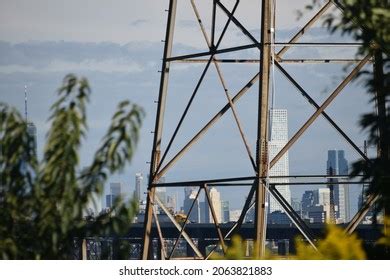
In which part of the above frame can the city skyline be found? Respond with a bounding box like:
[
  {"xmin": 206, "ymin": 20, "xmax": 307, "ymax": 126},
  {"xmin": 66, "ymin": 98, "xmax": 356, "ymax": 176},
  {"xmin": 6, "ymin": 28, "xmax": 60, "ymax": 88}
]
[{"xmin": 0, "ymin": 0, "xmax": 373, "ymax": 220}]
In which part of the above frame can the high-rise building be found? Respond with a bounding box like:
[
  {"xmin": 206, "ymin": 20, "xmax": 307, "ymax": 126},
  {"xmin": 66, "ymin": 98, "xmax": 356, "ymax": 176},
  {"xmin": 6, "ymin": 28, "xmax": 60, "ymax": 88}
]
[
  {"xmin": 300, "ymin": 188, "xmax": 332, "ymax": 223},
  {"xmin": 268, "ymin": 109, "xmax": 291, "ymax": 214},
  {"xmin": 301, "ymin": 190, "xmax": 316, "ymax": 219},
  {"xmin": 229, "ymin": 209, "xmax": 242, "ymax": 222},
  {"xmin": 221, "ymin": 201, "xmax": 230, "ymax": 223},
  {"xmin": 27, "ymin": 122, "xmax": 37, "ymax": 158},
  {"xmin": 154, "ymin": 176, "xmax": 167, "ymax": 205},
  {"xmin": 20, "ymin": 122, "xmax": 37, "ymax": 176},
  {"xmin": 134, "ymin": 173, "xmax": 143, "ymax": 202},
  {"xmin": 291, "ymin": 198, "xmax": 301, "ymax": 213},
  {"xmin": 199, "ymin": 201, "xmax": 206, "ymax": 223},
  {"xmin": 317, "ymin": 188, "xmax": 330, "ymax": 206},
  {"xmin": 183, "ymin": 187, "xmax": 200, "ymax": 223},
  {"xmin": 327, "ymin": 150, "xmax": 350, "ymax": 223},
  {"xmin": 105, "ymin": 182, "xmax": 122, "ymax": 209},
  {"xmin": 204, "ymin": 187, "xmax": 222, "ymax": 224},
  {"xmin": 166, "ymin": 195, "xmax": 176, "ymax": 214},
  {"xmin": 307, "ymin": 205, "xmax": 328, "ymax": 223}
]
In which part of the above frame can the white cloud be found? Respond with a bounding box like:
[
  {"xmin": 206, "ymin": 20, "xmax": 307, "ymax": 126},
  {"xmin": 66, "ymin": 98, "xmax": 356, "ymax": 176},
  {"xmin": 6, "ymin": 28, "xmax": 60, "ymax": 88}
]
[
  {"xmin": 0, "ymin": 59, "xmax": 144, "ymax": 74},
  {"xmin": 0, "ymin": 0, "xmax": 319, "ymax": 44}
]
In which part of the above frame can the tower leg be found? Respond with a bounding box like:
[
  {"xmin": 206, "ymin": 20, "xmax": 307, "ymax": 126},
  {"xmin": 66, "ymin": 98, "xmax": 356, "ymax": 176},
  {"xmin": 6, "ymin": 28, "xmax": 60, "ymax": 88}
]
[{"xmin": 141, "ymin": 0, "xmax": 177, "ymax": 260}]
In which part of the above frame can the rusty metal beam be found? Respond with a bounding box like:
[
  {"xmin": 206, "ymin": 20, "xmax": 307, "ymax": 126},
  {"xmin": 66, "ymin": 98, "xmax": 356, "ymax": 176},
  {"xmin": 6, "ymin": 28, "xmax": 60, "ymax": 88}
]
[
  {"xmin": 154, "ymin": 195, "xmax": 204, "ymax": 259},
  {"xmin": 276, "ymin": 1, "xmax": 333, "ymax": 58},
  {"xmin": 177, "ymin": 58, "xmax": 367, "ymax": 64},
  {"xmin": 156, "ymin": 72, "xmax": 259, "ymax": 179},
  {"xmin": 142, "ymin": 0, "xmax": 177, "ymax": 260},
  {"xmin": 153, "ymin": 174, "xmax": 361, "ymax": 187},
  {"xmin": 191, "ymin": 0, "xmax": 256, "ymax": 171},
  {"xmin": 268, "ymin": 185, "xmax": 317, "ymax": 249},
  {"xmin": 167, "ymin": 43, "xmax": 258, "ymax": 62},
  {"xmin": 217, "ymin": 1, "xmax": 261, "ymax": 47},
  {"xmin": 345, "ymin": 193, "xmax": 379, "ymax": 234},
  {"xmin": 254, "ymin": 0, "xmax": 272, "ymax": 259},
  {"xmin": 168, "ymin": 187, "xmax": 202, "ymax": 259},
  {"xmin": 270, "ymin": 54, "xmax": 372, "ymax": 169},
  {"xmin": 156, "ymin": 0, "xmax": 241, "ymax": 176},
  {"xmin": 203, "ymin": 184, "xmax": 227, "ymax": 253},
  {"xmin": 152, "ymin": 204, "xmax": 167, "ymax": 260},
  {"xmin": 227, "ymin": 182, "xmax": 257, "ymax": 237},
  {"xmin": 275, "ymin": 61, "xmax": 370, "ymax": 163}
]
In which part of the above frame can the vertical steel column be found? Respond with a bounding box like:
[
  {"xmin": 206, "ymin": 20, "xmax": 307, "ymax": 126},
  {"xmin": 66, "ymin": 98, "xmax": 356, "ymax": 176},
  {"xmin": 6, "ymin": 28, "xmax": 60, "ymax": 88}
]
[
  {"xmin": 254, "ymin": 0, "xmax": 271, "ymax": 258},
  {"xmin": 142, "ymin": 0, "xmax": 177, "ymax": 260}
]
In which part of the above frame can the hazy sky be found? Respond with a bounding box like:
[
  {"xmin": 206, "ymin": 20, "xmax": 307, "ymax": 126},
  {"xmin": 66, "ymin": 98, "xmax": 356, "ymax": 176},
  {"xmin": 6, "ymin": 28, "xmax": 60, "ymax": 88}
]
[{"xmin": 0, "ymin": 0, "xmax": 373, "ymax": 214}]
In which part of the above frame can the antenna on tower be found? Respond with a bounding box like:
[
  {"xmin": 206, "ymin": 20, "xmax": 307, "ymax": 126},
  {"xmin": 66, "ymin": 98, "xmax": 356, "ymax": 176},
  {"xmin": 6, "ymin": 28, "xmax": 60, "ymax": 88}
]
[{"xmin": 24, "ymin": 85, "xmax": 28, "ymax": 123}]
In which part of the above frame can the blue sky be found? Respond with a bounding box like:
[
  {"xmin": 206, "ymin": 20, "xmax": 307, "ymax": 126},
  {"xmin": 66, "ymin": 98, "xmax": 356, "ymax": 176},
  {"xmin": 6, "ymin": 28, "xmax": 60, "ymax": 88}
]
[{"xmin": 0, "ymin": 0, "xmax": 374, "ymax": 214}]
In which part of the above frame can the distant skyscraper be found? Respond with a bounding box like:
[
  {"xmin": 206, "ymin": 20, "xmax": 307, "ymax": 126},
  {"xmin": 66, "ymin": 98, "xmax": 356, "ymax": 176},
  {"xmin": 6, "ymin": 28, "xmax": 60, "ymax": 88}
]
[
  {"xmin": 205, "ymin": 187, "xmax": 222, "ymax": 224},
  {"xmin": 105, "ymin": 182, "xmax": 122, "ymax": 209},
  {"xmin": 317, "ymin": 188, "xmax": 330, "ymax": 206},
  {"xmin": 20, "ymin": 122, "xmax": 37, "ymax": 175},
  {"xmin": 154, "ymin": 176, "xmax": 167, "ymax": 205},
  {"xmin": 221, "ymin": 201, "xmax": 230, "ymax": 223},
  {"xmin": 327, "ymin": 150, "xmax": 350, "ymax": 223},
  {"xmin": 291, "ymin": 198, "xmax": 301, "ymax": 212},
  {"xmin": 183, "ymin": 187, "xmax": 200, "ymax": 223},
  {"xmin": 27, "ymin": 122, "xmax": 37, "ymax": 158},
  {"xmin": 135, "ymin": 173, "xmax": 143, "ymax": 202},
  {"xmin": 229, "ymin": 209, "xmax": 242, "ymax": 222},
  {"xmin": 24, "ymin": 86, "xmax": 37, "ymax": 159},
  {"xmin": 268, "ymin": 109, "xmax": 291, "ymax": 213},
  {"xmin": 200, "ymin": 201, "xmax": 206, "ymax": 223},
  {"xmin": 301, "ymin": 190, "xmax": 315, "ymax": 219},
  {"xmin": 166, "ymin": 195, "xmax": 176, "ymax": 214}
]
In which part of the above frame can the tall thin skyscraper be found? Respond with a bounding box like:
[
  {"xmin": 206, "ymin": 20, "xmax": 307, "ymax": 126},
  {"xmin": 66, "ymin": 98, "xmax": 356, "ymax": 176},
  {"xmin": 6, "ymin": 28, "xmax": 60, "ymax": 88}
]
[
  {"xmin": 268, "ymin": 109, "xmax": 291, "ymax": 213},
  {"xmin": 327, "ymin": 150, "xmax": 350, "ymax": 223},
  {"xmin": 24, "ymin": 86, "xmax": 37, "ymax": 159},
  {"xmin": 183, "ymin": 187, "xmax": 200, "ymax": 223},
  {"xmin": 26, "ymin": 123, "xmax": 37, "ymax": 156},
  {"xmin": 105, "ymin": 182, "xmax": 122, "ymax": 209},
  {"xmin": 221, "ymin": 201, "xmax": 230, "ymax": 223},
  {"xmin": 205, "ymin": 187, "xmax": 222, "ymax": 224},
  {"xmin": 135, "ymin": 173, "xmax": 143, "ymax": 202},
  {"xmin": 155, "ymin": 176, "xmax": 167, "ymax": 205}
]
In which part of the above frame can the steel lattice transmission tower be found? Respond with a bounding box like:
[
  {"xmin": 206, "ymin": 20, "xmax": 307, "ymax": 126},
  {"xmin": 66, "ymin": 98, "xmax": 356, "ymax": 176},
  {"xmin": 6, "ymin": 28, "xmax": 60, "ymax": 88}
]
[{"xmin": 141, "ymin": 0, "xmax": 383, "ymax": 260}]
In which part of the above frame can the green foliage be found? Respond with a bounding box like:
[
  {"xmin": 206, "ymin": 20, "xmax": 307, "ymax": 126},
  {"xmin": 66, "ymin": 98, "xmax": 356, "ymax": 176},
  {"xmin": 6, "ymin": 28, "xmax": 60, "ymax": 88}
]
[
  {"xmin": 377, "ymin": 217, "xmax": 390, "ymax": 246},
  {"xmin": 212, "ymin": 226, "xmax": 366, "ymax": 260},
  {"xmin": 211, "ymin": 236, "xmax": 253, "ymax": 260},
  {"xmin": 0, "ymin": 74, "xmax": 144, "ymax": 259},
  {"xmin": 304, "ymin": 0, "xmax": 389, "ymax": 55},
  {"xmin": 294, "ymin": 225, "xmax": 366, "ymax": 260},
  {"xmin": 210, "ymin": 235, "xmax": 273, "ymax": 260}
]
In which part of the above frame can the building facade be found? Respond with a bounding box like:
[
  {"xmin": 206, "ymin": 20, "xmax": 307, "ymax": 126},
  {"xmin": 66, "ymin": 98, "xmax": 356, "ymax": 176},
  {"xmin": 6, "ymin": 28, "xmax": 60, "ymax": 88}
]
[
  {"xmin": 268, "ymin": 109, "xmax": 291, "ymax": 214},
  {"xmin": 221, "ymin": 200, "xmax": 230, "ymax": 223},
  {"xmin": 105, "ymin": 182, "xmax": 122, "ymax": 209},
  {"xmin": 183, "ymin": 187, "xmax": 200, "ymax": 223},
  {"xmin": 327, "ymin": 150, "xmax": 350, "ymax": 223},
  {"xmin": 134, "ymin": 173, "xmax": 143, "ymax": 202},
  {"xmin": 204, "ymin": 187, "xmax": 222, "ymax": 224}
]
